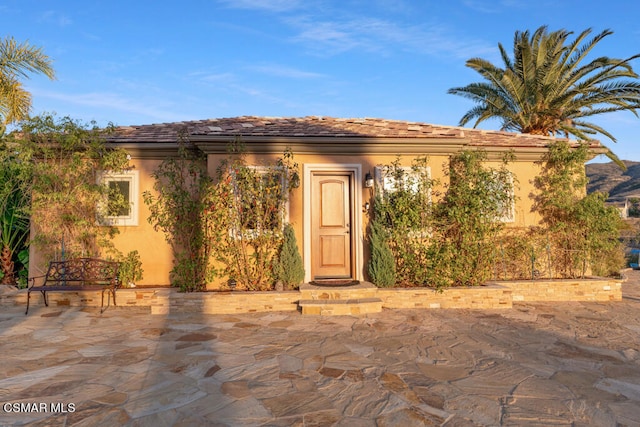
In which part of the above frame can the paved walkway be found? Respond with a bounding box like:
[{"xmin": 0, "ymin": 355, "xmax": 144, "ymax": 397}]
[{"xmin": 1, "ymin": 271, "xmax": 640, "ymax": 426}]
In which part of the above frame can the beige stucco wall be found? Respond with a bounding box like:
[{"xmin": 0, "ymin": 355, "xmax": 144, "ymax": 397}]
[
  {"xmin": 200, "ymin": 150, "xmax": 546, "ymax": 288},
  {"xmin": 29, "ymin": 148, "xmax": 548, "ymax": 289},
  {"xmin": 108, "ymin": 159, "xmax": 174, "ymax": 286},
  {"xmin": 27, "ymin": 158, "xmax": 174, "ymax": 285},
  {"xmin": 483, "ymin": 158, "xmax": 543, "ymax": 229}
]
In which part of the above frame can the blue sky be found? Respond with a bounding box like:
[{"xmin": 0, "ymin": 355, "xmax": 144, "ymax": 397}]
[{"xmin": 3, "ymin": 0, "xmax": 640, "ymax": 161}]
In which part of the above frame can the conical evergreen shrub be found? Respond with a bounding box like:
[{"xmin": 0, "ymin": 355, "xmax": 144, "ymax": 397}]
[
  {"xmin": 368, "ymin": 212, "xmax": 396, "ymax": 287},
  {"xmin": 273, "ymin": 223, "xmax": 305, "ymax": 289}
]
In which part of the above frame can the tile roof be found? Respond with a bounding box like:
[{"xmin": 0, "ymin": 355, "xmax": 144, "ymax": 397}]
[{"xmin": 108, "ymin": 116, "xmax": 602, "ymax": 149}]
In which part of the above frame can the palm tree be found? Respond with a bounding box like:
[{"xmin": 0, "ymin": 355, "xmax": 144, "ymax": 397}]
[
  {"xmin": 0, "ymin": 144, "xmax": 31, "ymax": 285},
  {"xmin": 0, "ymin": 36, "xmax": 55, "ymax": 130},
  {"xmin": 448, "ymin": 26, "xmax": 640, "ymax": 167}
]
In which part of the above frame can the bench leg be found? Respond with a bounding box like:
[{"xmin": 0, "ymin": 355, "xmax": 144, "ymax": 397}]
[
  {"xmin": 25, "ymin": 290, "xmax": 49, "ymax": 315},
  {"xmin": 100, "ymin": 288, "xmax": 111, "ymax": 313},
  {"xmin": 99, "ymin": 288, "xmax": 117, "ymax": 314}
]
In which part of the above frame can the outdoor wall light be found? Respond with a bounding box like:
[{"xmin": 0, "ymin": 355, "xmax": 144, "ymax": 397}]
[
  {"xmin": 364, "ymin": 171, "xmax": 374, "ymax": 188},
  {"xmin": 228, "ymin": 278, "xmax": 237, "ymax": 291}
]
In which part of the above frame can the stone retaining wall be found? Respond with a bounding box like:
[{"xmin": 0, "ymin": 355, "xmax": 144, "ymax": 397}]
[
  {"xmin": 494, "ymin": 277, "xmax": 622, "ymax": 302},
  {"xmin": 377, "ymin": 285, "xmax": 513, "ymax": 309},
  {"xmin": 1, "ymin": 277, "xmax": 622, "ymax": 314},
  {"xmin": 149, "ymin": 290, "xmax": 300, "ymax": 315},
  {"xmin": 1, "ymin": 288, "xmax": 301, "ymax": 315}
]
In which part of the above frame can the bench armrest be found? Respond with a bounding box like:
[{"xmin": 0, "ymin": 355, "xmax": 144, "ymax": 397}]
[{"xmin": 27, "ymin": 275, "xmax": 47, "ymax": 289}]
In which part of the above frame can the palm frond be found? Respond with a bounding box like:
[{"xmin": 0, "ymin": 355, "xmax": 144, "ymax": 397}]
[
  {"xmin": 449, "ymin": 26, "xmax": 640, "ymax": 167},
  {"xmin": 0, "ymin": 78, "xmax": 31, "ymax": 124},
  {"xmin": 0, "ymin": 37, "xmax": 54, "ymax": 125},
  {"xmin": 0, "ymin": 37, "xmax": 55, "ymax": 80}
]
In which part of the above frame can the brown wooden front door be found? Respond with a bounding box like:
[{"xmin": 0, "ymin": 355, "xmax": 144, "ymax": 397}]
[{"xmin": 311, "ymin": 173, "xmax": 353, "ymax": 279}]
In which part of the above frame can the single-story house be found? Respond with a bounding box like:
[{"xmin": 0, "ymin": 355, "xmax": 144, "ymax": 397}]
[{"xmin": 29, "ymin": 116, "xmax": 605, "ymax": 288}]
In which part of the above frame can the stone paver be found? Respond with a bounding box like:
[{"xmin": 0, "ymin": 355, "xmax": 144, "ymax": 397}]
[{"xmin": 1, "ymin": 270, "xmax": 640, "ymax": 426}]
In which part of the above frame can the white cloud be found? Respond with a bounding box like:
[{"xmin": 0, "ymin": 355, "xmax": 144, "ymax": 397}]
[
  {"xmin": 215, "ymin": 1, "xmax": 495, "ymax": 60},
  {"xmin": 247, "ymin": 64, "xmax": 326, "ymax": 79},
  {"xmin": 217, "ymin": 0, "xmax": 302, "ymax": 12},
  {"xmin": 462, "ymin": 0, "xmax": 501, "ymax": 13},
  {"xmin": 291, "ymin": 19, "xmax": 362, "ymax": 54},
  {"xmin": 462, "ymin": 0, "xmax": 527, "ymax": 13},
  {"xmin": 198, "ymin": 72, "xmax": 236, "ymax": 83},
  {"xmin": 370, "ymin": 0, "xmax": 414, "ymax": 14},
  {"xmin": 35, "ymin": 89, "xmax": 189, "ymax": 123},
  {"xmin": 286, "ymin": 16, "xmax": 495, "ymax": 59},
  {"xmin": 39, "ymin": 10, "xmax": 72, "ymax": 27}
]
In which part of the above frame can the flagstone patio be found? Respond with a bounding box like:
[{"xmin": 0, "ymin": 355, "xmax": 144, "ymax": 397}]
[{"xmin": 0, "ymin": 270, "xmax": 639, "ymax": 426}]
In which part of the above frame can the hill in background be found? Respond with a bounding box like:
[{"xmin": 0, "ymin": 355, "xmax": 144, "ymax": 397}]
[{"xmin": 586, "ymin": 161, "xmax": 640, "ymax": 201}]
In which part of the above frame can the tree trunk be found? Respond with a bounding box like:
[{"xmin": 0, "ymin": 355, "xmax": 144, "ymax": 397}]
[{"xmin": 0, "ymin": 245, "xmax": 15, "ymax": 285}]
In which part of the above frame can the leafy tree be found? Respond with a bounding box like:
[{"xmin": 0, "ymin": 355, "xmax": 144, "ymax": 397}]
[
  {"xmin": 574, "ymin": 192, "xmax": 624, "ymax": 276},
  {"xmin": 429, "ymin": 151, "xmax": 515, "ymax": 287},
  {"xmin": 143, "ymin": 136, "xmax": 215, "ymax": 292},
  {"xmin": 210, "ymin": 142, "xmax": 299, "ymax": 290},
  {"xmin": 12, "ymin": 114, "xmax": 130, "ymax": 263},
  {"xmin": 373, "ymin": 156, "xmax": 434, "ymax": 285},
  {"xmin": 372, "ymin": 152, "xmax": 514, "ymax": 288},
  {"xmin": 532, "ymin": 140, "xmax": 588, "ymax": 231},
  {"xmin": 449, "ymin": 26, "xmax": 640, "ymax": 167},
  {"xmin": 532, "ymin": 140, "xmax": 624, "ymax": 277},
  {"xmin": 0, "ymin": 37, "xmax": 55, "ymax": 130},
  {"xmin": 144, "ymin": 137, "xmax": 300, "ymax": 292}
]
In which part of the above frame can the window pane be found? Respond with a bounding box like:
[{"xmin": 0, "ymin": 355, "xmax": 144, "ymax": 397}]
[
  {"xmin": 108, "ymin": 180, "xmax": 131, "ymax": 216},
  {"xmin": 376, "ymin": 166, "xmax": 427, "ymax": 195}
]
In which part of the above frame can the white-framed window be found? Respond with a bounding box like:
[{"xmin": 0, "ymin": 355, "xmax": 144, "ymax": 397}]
[
  {"xmin": 229, "ymin": 166, "xmax": 289, "ymax": 239},
  {"xmin": 374, "ymin": 165, "xmax": 431, "ymax": 199},
  {"xmin": 374, "ymin": 165, "xmax": 432, "ymax": 237},
  {"xmin": 98, "ymin": 170, "xmax": 139, "ymax": 226},
  {"xmin": 491, "ymin": 172, "xmax": 515, "ymax": 223}
]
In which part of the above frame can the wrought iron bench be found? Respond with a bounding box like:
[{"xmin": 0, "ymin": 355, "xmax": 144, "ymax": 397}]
[{"xmin": 26, "ymin": 258, "xmax": 120, "ymax": 314}]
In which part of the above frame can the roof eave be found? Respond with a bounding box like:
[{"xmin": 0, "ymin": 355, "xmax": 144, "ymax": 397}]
[
  {"xmin": 190, "ymin": 135, "xmax": 469, "ymax": 155},
  {"xmin": 104, "ymin": 142, "xmax": 180, "ymax": 159},
  {"xmin": 105, "ymin": 134, "xmax": 607, "ymax": 162}
]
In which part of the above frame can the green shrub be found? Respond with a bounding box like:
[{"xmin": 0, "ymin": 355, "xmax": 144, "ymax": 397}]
[
  {"xmin": 9, "ymin": 114, "xmax": 130, "ymax": 262},
  {"xmin": 368, "ymin": 204, "xmax": 396, "ymax": 287},
  {"xmin": 430, "ymin": 150, "xmax": 514, "ymax": 287},
  {"xmin": 273, "ymin": 223, "xmax": 305, "ymax": 289},
  {"xmin": 143, "ymin": 137, "xmax": 214, "ymax": 292},
  {"xmin": 532, "ymin": 141, "xmax": 625, "ymax": 278},
  {"xmin": 374, "ymin": 151, "xmax": 514, "ymax": 289},
  {"xmin": 209, "ymin": 143, "xmax": 300, "ymax": 290},
  {"xmin": 574, "ymin": 192, "xmax": 625, "ymax": 277},
  {"xmin": 373, "ymin": 156, "xmax": 434, "ymax": 286},
  {"xmin": 118, "ymin": 250, "xmax": 144, "ymax": 287}
]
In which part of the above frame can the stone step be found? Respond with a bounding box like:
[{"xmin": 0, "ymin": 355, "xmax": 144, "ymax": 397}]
[
  {"xmin": 299, "ymin": 281, "xmax": 378, "ymax": 301},
  {"xmin": 298, "ymin": 297, "xmax": 383, "ymax": 315}
]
